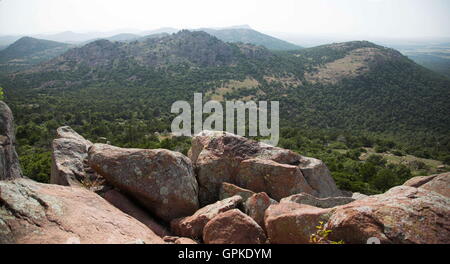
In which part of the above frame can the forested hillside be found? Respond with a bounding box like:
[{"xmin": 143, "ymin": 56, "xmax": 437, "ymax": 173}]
[
  {"xmin": 1, "ymin": 30, "xmax": 449, "ymax": 193},
  {"xmin": 0, "ymin": 37, "xmax": 71, "ymax": 72}
]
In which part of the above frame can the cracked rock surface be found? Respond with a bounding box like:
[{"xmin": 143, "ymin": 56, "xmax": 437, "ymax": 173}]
[{"xmin": 0, "ymin": 178, "xmax": 163, "ymax": 244}]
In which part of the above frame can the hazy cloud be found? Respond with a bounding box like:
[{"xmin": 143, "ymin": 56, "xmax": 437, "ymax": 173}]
[{"xmin": 0, "ymin": 0, "xmax": 449, "ymax": 38}]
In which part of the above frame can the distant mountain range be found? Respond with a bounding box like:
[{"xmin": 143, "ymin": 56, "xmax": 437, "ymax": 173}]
[
  {"xmin": 0, "ymin": 26, "xmax": 301, "ymax": 50},
  {"xmin": 3, "ymin": 26, "xmax": 449, "ymax": 77},
  {"xmin": 200, "ymin": 28, "xmax": 301, "ymax": 50},
  {"xmin": 2, "ymin": 30, "xmax": 449, "ymax": 139},
  {"xmin": 0, "ymin": 26, "xmax": 302, "ymax": 72}
]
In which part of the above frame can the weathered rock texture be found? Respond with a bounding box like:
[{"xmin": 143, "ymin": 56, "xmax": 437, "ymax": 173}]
[
  {"xmin": 0, "ymin": 101, "xmax": 22, "ymax": 180},
  {"xmin": 189, "ymin": 131, "xmax": 341, "ymax": 205},
  {"xmin": 50, "ymin": 126, "xmax": 97, "ymax": 186},
  {"xmin": 0, "ymin": 178, "xmax": 164, "ymax": 244},
  {"xmin": 88, "ymin": 143, "xmax": 199, "ymax": 222},
  {"xmin": 203, "ymin": 209, "xmax": 267, "ymax": 244},
  {"xmin": 265, "ymin": 203, "xmax": 331, "ymax": 244},
  {"xmin": 220, "ymin": 182, "xmax": 256, "ymax": 202},
  {"xmin": 351, "ymin": 192, "xmax": 369, "ymax": 200},
  {"xmin": 245, "ymin": 192, "xmax": 278, "ymax": 229},
  {"xmin": 280, "ymin": 192, "xmax": 355, "ymax": 208},
  {"xmin": 403, "ymin": 172, "xmax": 449, "ymax": 198},
  {"xmin": 417, "ymin": 173, "xmax": 450, "ymax": 198},
  {"xmin": 101, "ymin": 189, "xmax": 170, "ymax": 237},
  {"xmin": 266, "ymin": 185, "xmax": 450, "ymax": 244},
  {"xmin": 171, "ymin": 195, "xmax": 242, "ymax": 240}
]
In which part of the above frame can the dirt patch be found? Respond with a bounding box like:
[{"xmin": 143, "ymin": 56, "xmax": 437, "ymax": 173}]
[
  {"xmin": 206, "ymin": 77, "xmax": 260, "ymax": 101},
  {"xmin": 305, "ymin": 47, "xmax": 390, "ymax": 84},
  {"xmin": 263, "ymin": 74, "xmax": 302, "ymax": 88}
]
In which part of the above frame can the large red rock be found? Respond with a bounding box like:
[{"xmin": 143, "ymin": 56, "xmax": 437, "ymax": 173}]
[
  {"xmin": 56, "ymin": 126, "xmax": 93, "ymax": 147},
  {"xmin": 327, "ymin": 186, "xmax": 450, "ymax": 244},
  {"xmin": 237, "ymin": 158, "xmax": 314, "ymax": 200},
  {"xmin": 0, "ymin": 178, "xmax": 164, "ymax": 244},
  {"xmin": 404, "ymin": 172, "xmax": 449, "ymax": 198},
  {"xmin": 403, "ymin": 174, "xmax": 439, "ymax": 188},
  {"xmin": 101, "ymin": 189, "xmax": 170, "ymax": 237},
  {"xmin": 265, "ymin": 203, "xmax": 331, "ymax": 244},
  {"xmin": 297, "ymin": 156, "xmax": 341, "ymax": 198},
  {"xmin": 265, "ymin": 185, "xmax": 450, "ymax": 244},
  {"xmin": 418, "ymin": 173, "xmax": 450, "ymax": 197},
  {"xmin": 203, "ymin": 209, "xmax": 267, "ymax": 244},
  {"xmin": 245, "ymin": 192, "xmax": 278, "ymax": 229},
  {"xmin": 88, "ymin": 143, "xmax": 199, "ymax": 221},
  {"xmin": 50, "ymin": 126, "xmax": 98, "ymax": 186},
  {"xmin": 0, "ymin": 101, "xmax": 22, "ymax": 180},
  {"xmin": 189, "ymin": 131, "xmax": 341, "ymax": 205},
  {"xmin": 170, "ymin": 195, "xmax": 242, "ymax": 240}
]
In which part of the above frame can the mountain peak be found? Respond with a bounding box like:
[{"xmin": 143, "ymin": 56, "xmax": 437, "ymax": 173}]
[
  {"xmin": 201, "ymin": 27, "xmax": 301, "ymax": 50},
  {"xmin": 0, "ymin": 36, "xmax": 69, "ymax": 66}
]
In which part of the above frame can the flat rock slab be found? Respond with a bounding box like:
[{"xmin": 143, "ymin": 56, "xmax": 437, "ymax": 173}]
[
  {"xmin": 101, "ymin": 189, "xmax": 170, "ymax": 237},
  {"xmin": 281, "ymin": 192, "xmax": 355, "ymax": 208},
  {"xmin": 0, "ymin": 179, "xmax": 164, "ymax": 244}
]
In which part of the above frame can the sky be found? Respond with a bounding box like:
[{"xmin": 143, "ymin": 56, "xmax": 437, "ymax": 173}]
[{"xmin": 0, "ymin": 0, "xmax": 449, "ymax": 39}]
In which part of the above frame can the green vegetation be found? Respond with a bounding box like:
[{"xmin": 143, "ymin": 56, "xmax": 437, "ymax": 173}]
[
  {"xmin": 275, "ymin": 127, "xmax": 448, "ymax": 194},
  {"xmin": 2, "ymin": 31, "xmax": 449, "ymax": 191},
  {"xmin": 310, "ymin": 221, "xmax": 344, "ymax": 244}
]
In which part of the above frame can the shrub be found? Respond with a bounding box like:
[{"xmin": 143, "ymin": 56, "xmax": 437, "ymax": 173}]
[
  {"xmin": 374, "ymin": 145, "xmax": 389, "ymax": 153},
  {"xmin": 310, "ymin": 221, "xmax": 344, "ymax": 244}
]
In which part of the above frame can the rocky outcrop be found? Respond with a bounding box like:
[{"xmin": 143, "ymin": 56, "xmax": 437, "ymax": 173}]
[
  {"xmin": 245, "ymin": 192, "xmax": 277, "ymax": 229},
  {"xmin": 189, "ymin": 131, "xmax": 341, "ymax": 205},
  {"xmin": 101, "ymin": 189, "xmax": 170, "ymax": 237},
  {"xmin": 0, "ymin": 101, "xmax": 22, "ymax": 180},
  {"xmin": 0, "ymin": 178, "xmax": 164, "ymax": 244},
  {"xmin": 327, "ymin": 186, "xmax": 450, "ymax": 244},
  {"xmin": 50, "ymin": 126, "xmax": 98, "ymax": 186},
  {"xmin": 265, "ymin": 185, "xmax": 450, "ymax": 244},
  {"xmin": 170, "ymin": 196, "xmax": 242, "ymax": 240},
  {"xmin": 280, "ymin": 192, "xmax": 355, "ymax": 208},
  {"xmin": 6, "ymin": 116, "xmax": 449, "ymax": 245},
  {"xmin": 203, "ymin": 209, "xmax": 267, "ymax": 244},
  {"xmin": 404, "ymin": 172, "xmax": 449, "ymax": 198},
  {"xmin": 88, "ymin": 143, "xmax": 199, "ymax": 222}
]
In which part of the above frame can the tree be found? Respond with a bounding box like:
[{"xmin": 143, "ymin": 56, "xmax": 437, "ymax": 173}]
[{"xmin": 371, "ymin": 169, "xmax": 397, "ymax": 192}]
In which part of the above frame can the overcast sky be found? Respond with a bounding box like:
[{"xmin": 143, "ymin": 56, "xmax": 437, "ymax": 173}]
[{"xmin": 0, "ymin": 0, "xmax": 449, "ymax": 38}]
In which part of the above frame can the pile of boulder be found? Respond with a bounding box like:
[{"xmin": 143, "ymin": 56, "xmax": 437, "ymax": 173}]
[{"xmin": 0, "ymin": 102, "xmax": 449, "ymax": 244}]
